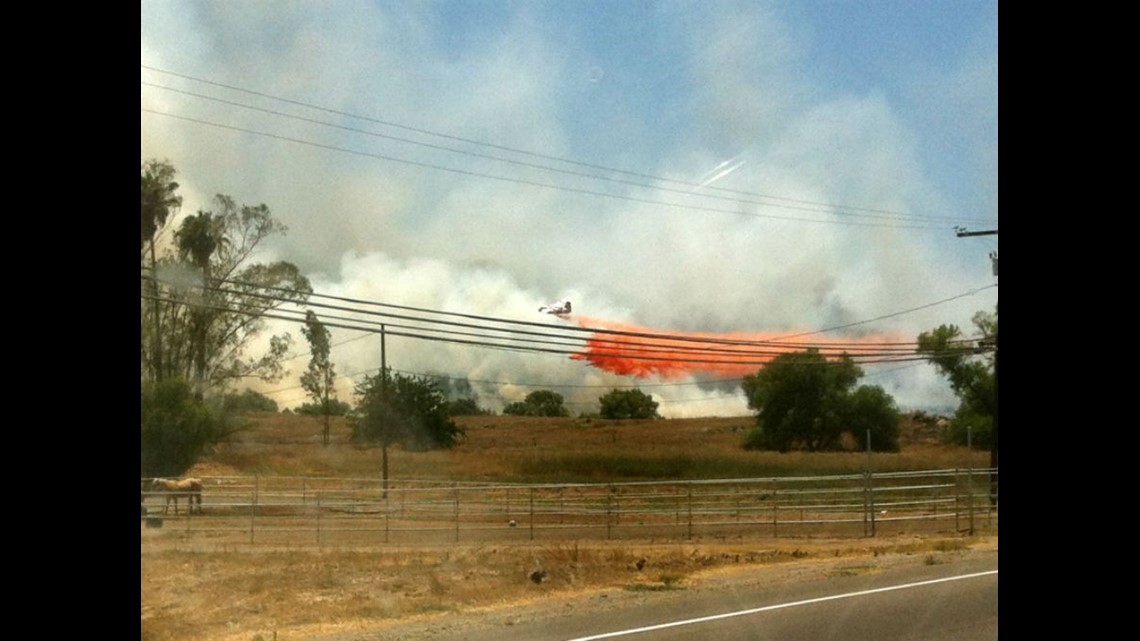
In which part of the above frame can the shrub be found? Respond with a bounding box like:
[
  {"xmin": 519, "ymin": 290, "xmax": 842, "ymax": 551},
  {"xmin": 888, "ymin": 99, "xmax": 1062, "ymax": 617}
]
[
  {"xmin": 223, "ymin": 388, "xmax": 279, "ymax": 413},
  {"xmin": 141, "ymin": 377, "xmax": 230, "ymax": 477},
  {"xmin": 598, "ymin": 389, "xmax": 660, "ymax": 419}
]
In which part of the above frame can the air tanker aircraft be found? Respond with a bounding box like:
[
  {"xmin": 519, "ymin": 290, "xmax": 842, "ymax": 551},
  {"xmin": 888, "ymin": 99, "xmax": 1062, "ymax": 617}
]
[{"xmin": 538, "ymin": 300, "xmax": 571, "ymax": 316}]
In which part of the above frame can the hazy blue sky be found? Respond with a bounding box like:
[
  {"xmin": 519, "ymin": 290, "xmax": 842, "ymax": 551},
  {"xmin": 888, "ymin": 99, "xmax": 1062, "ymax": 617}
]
[{"xmin": 141, "ymin": 1, "xmax": 998, "ymax": 415}]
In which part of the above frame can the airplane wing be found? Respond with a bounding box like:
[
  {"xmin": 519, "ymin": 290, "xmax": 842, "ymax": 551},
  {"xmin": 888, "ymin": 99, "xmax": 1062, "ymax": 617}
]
[{"xmin": 539, "ymin": 300, "xmax": 571, "ymax": 315}]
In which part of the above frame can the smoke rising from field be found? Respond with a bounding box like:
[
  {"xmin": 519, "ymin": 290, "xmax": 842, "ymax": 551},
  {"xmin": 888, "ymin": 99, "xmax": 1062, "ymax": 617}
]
[
  {"xmin": 143, "ymin": 3, "xmax": 996, "ymax": 418},
  {"xmin": 256, "ymin": 250, "xmax": 959, "ymax": 418}
]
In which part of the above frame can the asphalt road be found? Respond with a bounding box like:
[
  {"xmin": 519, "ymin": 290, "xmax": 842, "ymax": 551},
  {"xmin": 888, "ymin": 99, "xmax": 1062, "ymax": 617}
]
[{"xmin": 315, "ymin": 548, "xmax": 998, "ymax": 641}]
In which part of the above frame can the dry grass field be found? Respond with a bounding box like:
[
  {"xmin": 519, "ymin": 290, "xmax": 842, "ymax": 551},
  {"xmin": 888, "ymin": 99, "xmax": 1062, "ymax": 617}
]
[{"xmin": 141, "ymin": 412, "xmax": 996, "ymax": 641}]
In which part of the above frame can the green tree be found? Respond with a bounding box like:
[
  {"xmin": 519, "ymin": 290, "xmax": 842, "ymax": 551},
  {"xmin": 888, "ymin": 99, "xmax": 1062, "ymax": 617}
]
[
  {"xmin": 598, "ymin": 389, "xmax": 661, "ymax": 419},
  {"xmin": 141, "ymin": 159, "xmax": 182, "ymax": 380},
  {"xmin": 222, "ymin": 388, "xmax": 279, "ymax": 413},
  {"xmin": 141, "ymin": 185, "xmax": 312, "ymax": 393},
  {"xmin": 918, "ymin": 308, "xmax": 997, "ymax": 509},
  {"xmin": 297, "ymin": 399, "xmax": 351, "ymax": 416},
  {"xmin": 741, "ymin": 349, "xmax": 899, "ymax": 452},
  {"xmin": 842, "ymin": 385, "xmax": 901, "ymax": 452},
  {"xmin": 141, "ymin": 377, "xmax": 230, "ymax": 478},
  {"xmin": 300, "ymin": 310, "xmax": 338, "ymax": 446},
  {"xmin": 447, "ymin": 397, "xmax": 491, "ymax": 416},
  {"xmin": 916, "ymin": 310, "xmax": 996, "ymax": 451},
  {"xmin": 173, "ymin": 210, "xmax": 228, "ymax": 391},
  {"xmin": 141, "ymin": 159, "xmax": 182, "ymax": 256},
  {"xmin": 502, "ymin": 390, "xmax": 570, "ymax": 417},
  {"xmin": 353, "ymin": 369, "xmax": 465, "ymax": 496}
]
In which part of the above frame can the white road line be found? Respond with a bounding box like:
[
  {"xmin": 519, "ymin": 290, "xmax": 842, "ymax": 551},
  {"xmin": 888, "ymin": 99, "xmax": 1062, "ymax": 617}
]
[{"xmin": 563, "ymin": 570, "xmax": 999, "ymax": 641}]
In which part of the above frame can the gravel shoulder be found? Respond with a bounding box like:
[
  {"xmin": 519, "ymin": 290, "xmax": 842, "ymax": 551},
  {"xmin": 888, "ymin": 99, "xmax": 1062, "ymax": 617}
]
[{"xmin": 282, "ymin": 535, "xmax": 998, "ymax": 641}]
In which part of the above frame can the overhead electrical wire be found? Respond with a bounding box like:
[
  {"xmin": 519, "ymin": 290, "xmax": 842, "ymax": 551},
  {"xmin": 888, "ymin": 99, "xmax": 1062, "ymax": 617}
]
[
  {"xmin": 140, "ymin": 271, "xmax": 990, "ymax": 372},
  {"xmin": 141, "ymin": 80, "xmax": 971, "ymax": 228},
  {"xmin": 140, "ymin": 67, "xmax": 995, "ymax": 410},
  {"xmin": 142, "ymin": 106, "xmax": 944, "ymax": 230},
  {"xmin": 140, "ymin": 65, "xmax": 994, "ymax": 230},
  {"xmin": 141, "ymin": 272, "xmax": 953, "ymax": 361},
  {"xmin": 142, "ymin": 65, "xmax": 970, "ymax": 222},
  {"xmin": 143, "ymin": 270, "xmax": 986, "ymax": 411}
]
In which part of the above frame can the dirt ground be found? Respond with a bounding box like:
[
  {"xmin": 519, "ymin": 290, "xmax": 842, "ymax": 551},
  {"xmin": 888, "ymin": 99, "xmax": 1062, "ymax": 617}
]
[
  {"xmin": 141, "ymin": 531, "xmax": 996, "ymax": 641},
  {"xmin": 143, "ymin": 412, "xmax": 994, "ymax": 641}
]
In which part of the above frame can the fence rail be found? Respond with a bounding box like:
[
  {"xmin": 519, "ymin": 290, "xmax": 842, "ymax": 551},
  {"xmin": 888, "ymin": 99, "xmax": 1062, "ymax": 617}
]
[{"xmin": 141, "ymin": 468, "xmax": 997, "ymax": 547}]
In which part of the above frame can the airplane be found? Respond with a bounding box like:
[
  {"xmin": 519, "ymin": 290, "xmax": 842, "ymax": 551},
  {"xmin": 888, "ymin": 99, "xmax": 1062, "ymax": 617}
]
[{"xmin": 538, "ymin": 299, "xmax": 572, "ymax": 316}]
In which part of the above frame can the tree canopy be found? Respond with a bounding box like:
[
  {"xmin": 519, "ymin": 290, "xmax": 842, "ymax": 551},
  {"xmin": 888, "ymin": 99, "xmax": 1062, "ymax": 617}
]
[
  {"xmin": 140, "ymin": 171, "xmax": 312, "ymax": 391},
  {"xmin": 222, "ymin": 388, "xmax": 279, "ymax": 413},
  {"xmin": 141, "ymin": 159, "xmax": 311, "ymax": 476},
  {"xmin": 503, "ymin": 390, "xmax": 570, "ymax": 417},
  {"xmin": 598, "ymin": 389, "xmax": 661, "ymax": 419},
  {"xmin": 300, "ymin": 310, "xmax": 338, "ymax": 446},
  {"xmin": 447, "ymin": 397, "xmax": 492, "ymax": 416},
  {"xmin": 352, "ymin": 369, "xmax": 465, "ymax": 451},
  {"xmin": 141, "ymin": 377, "xmax": 231, "ymax": 478},
  {"xmin": 741, "ymin": 349, "xmax": 900, "ymax": 452},
  {"xmin": 917, "ymin": 309, "xmax": 996, "ymax": 450}
]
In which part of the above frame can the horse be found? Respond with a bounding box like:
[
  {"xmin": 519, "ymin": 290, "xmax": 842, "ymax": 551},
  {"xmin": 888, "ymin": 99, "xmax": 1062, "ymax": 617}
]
[{"xmin": 149, "ymin": 478, "xmax": 203, "ymax": 515}]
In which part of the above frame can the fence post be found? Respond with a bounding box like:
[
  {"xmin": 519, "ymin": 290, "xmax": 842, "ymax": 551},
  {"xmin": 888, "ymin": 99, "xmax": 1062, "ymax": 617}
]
[
  {"xmin": 864, "ymin": 429, "xmax": 876, "ymax": 538},
  {"xmin": 967, "ymin": 427, "xmax": 975, "ymax": 535},
  {"xmin": 454, "ymin": 484, "xmax": 460, "ymax": 543},
  {"xmin": 954, "ymin": 468, "xmax": 961, "ymax": 532},
  {"xmin": 772, "ymin": 487, "xmax": 779, "ymax": 538},
  {"xmin": 529, "ymin": 488, "xmax": 535, "ymax": 541},
  {"xmin": 613, "ymin": 484, "xmax": 620, "ymax": 525},
  {"xmin": 606, "ymin": 485, "xmax": 614, "ymax": 540},
  {"xmin": 316, "ymin": 490, "xmax": 322, "ymax": 546},
  {"xmin": 250, "ymin": 475, "xmax": 258, "ymax": 545},
  {"xmin": 686, "ymin": 485, "xmax": 693, "ymax": 541}
]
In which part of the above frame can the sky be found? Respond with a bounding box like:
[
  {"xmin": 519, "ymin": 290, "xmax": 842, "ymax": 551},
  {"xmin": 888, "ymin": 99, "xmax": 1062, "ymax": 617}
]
[{"xmin": 140, "ymin": 0, "xmax": 999, "ymax": 418}]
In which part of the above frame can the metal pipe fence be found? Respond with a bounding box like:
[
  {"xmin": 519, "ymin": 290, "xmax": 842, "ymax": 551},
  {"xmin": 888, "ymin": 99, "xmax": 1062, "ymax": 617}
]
[{"xmin": 141, "ymin": 468, "xmax": 997, "ymax": 547}]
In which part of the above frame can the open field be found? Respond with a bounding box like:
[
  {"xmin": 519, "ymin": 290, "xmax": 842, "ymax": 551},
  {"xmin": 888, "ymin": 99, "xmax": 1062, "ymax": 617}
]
[
  {"xmin": 142, "ymin": 412, "xmax": 997, "ymax": 641},
  {"xmin": 187, "ymin": 412, "xmax": 989, "ymax": 481}
]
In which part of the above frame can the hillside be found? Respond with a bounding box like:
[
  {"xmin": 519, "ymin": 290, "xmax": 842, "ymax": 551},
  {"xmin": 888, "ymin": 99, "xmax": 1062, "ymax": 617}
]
[{"xmin": 187, "ymin": 411, "xmax": 975, "ymax": 481}]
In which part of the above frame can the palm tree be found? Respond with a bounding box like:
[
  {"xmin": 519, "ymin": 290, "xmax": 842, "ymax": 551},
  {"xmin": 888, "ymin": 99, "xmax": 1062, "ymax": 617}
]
[
  {"xmin": 141, "ymin": 160, "xmax": 182, "ymax": 381},
  {"xmin": 175, "ymin": 211, "xmax": 228, "ymax": 393}
]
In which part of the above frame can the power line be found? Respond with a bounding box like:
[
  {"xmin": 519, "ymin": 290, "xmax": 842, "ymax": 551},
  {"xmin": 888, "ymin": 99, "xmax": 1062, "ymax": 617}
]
[
  {"xmin": 144, "ymin": 107, "xmax": 952, "ymax": 231},
  {"xmin": 141, "ymin": 271, "xmax": 992, "ymax": 372},
  {"xmin": 141, "ymin": 66, "xmax": 993, "ymax": 231},
  {"xmin": 148, "ymin": 274, "xmax": 987, "ymax": 409},
  {"xmin": 143, "ymin": 65, "xmax": 993, "ymax": 226},
  {"xmin": 141, "ymin": 78, "xmax": 978, "ymax": 228}
]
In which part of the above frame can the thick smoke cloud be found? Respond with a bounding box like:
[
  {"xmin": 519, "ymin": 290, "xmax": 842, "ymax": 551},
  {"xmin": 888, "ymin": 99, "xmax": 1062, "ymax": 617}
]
[{"xmin": 143, "ymin": 2, "xmax": 997, "ymax": 417}]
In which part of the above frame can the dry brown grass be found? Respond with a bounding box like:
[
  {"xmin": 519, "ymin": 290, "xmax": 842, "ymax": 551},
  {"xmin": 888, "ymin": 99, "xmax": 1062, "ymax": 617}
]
[
  {"xmin": 192, "ymin": 412, "xmax": 988, "ymax": 481},
  {"xmin": 143, "ymin": 412, "xmax": 995, "ymax": 641}
]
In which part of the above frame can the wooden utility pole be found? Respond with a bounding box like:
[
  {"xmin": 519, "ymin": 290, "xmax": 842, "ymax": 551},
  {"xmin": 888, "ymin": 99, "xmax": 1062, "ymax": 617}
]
[
  {"xmin": 956, "ymin": 228, "xmax": 998, "ymax": 508},
  {"xmin": 380, "ymin": 324, "xmax": 389, "ymax": 500}
]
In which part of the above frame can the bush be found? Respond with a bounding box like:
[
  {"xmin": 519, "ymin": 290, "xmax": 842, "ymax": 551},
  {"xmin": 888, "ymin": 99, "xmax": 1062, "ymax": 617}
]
[
  {"xmin": 502, "ymin": 390, "xmax": 569, "ymax": 417},
  {"xmin": 943, "ymin": 408, "xmax": 993, "ymax": 450},
  {"xmin": 141, "ymin": 378, "xmax": 230, "ymax": 477},
  {"xmin": 223, "ymin": 388, "xmax": 279, "ymax": 413},
  {"xmin": 353, "ymin": 370, "xmax": 465, "ymax": 450},
  {"xmin": 741, "ymin": 350, "xmax": 900, "ymax": 452},
  {"xmin": 598, "ymin": 389, "xmax": 660, "ymax": 419},
  {"xmin": 447, "ymin": 397, "xmax": 492, "ymax": 416},
  {"xmin": 296, "ymin": 398, "xmax": 352, "ymax": 416}
]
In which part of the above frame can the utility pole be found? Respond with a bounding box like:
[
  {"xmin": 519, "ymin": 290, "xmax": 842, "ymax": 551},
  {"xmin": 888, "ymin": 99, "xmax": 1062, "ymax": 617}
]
[
  {"xmin": 380, "ymin": 324, "xmax": 389, "ymax": 500},
  {"xmin": 956, "ymin": 227, "xmax": 998, "ymax": 509}
]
